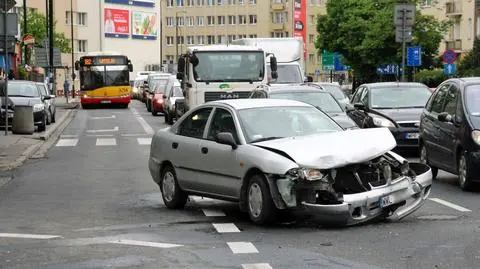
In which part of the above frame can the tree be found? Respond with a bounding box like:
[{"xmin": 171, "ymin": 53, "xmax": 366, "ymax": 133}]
[
  {"xmin": 316, "ymin": 0, "xmax": 450, "ymax": 86},
  {"xmin": 458, "ymin": 37, "xmax": 480, "ymax": 76},
  {"xmin": 20, "ymin": 9, "xmax": 71, "ymax": 53}
]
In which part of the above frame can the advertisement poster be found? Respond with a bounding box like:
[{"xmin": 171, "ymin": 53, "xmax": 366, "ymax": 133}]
[
  {"xmin": 293, "ymin": 0, "xmax": 307, "ymax": 60},
  {"xmin": 104, "ymin": 0, "xmax": 155, "ymax": 7},
  {"xmin": 131, "ymin": 11, "xmax": 158, "ymax": 40},
  {"xmin": 104, "ymin": 8, "xmax": 130, "ymax": 38}
]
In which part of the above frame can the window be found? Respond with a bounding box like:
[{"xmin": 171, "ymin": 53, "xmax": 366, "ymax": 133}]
[
  {"xmin": 309, "ymin": 34, "xmax": 314, "ymax": 43},
  {"xmin": 217, "ymin": 16, "xmax": 225, "ymax": 25},
  {"xmin": 308, "ymin": 53, "xmax": 314, "ymax": 63},
  {"xmin": 176, "ymin": 16, "xmax": 184, "ymax": 26},
  {"xmin": 65, "ymin": 11, "xmax": 71, "ymax": 24},
  {"xmin": 429, "ymin": 84, "xmax": 449, "ymax": 114},
  {"xmin": 249, "ymin": 0, "xmax": 256, "ymax": 4},
  {"xmin": 443, "ymin": 85, "xmax": 459, "ymax": 115},
  {"xmin": 167, "ymin": 36, "xmax": 174, "ymax": 45},
  {"xmin": 217, "ymin": 0, "xmax": 224, "ymax": 5},
  {"xmin": 359, "ymin": 88, "xmax": 369, "ymax": 106},
  {"xmin": 187, "ymin": 0, "xmax": 194, "ymax": 6},
  {"xmin": 217, "ymin": 35, "xmax": 226, "ymax": 44},
  {"xmin": 187, "ymin": 16, "xmax": 195, "ymax": 26},
  {"xmin": 207, "ymin": 35, "xmax": 215, "ymax": 44},
  {"xmin": 197, "ymin": 16, "xmax": 204, "ymax": 26},
  {"xmin": 167, "ymin": 17, "xmax": 175, "ymax": 27},
  {"xmin": 228, "ymin": 35, "xmax": 236, "ymax": 43},
  {"xmin": 207, "ymin": 108, "xmax": 239, "ymax": 143},
  {"xmin": 177, "ymin": 0, "xmax": 184, "ymax": 6},
  {"xmin": 228, "ymin": 15, "xmax": 236, "ymax": 24},
  {"xmin": 207, "ymin": 16, "xmax": 215, "ymax": 25},
  {"xmin": 75, "ymin": 40, "xmax": 87, "ymax": 52},
  {"xmin": 187, "ymin": 36, "xmax": 195, "ymax": 45},
  {"xmin": 197, "ymin": 35, "xmax": 205, "ymax": 44},
  {"xmin": 249, "ymin": 15, "xmax": 257, "ymax": 24},
  {"xmin": 77, "ymin": 12, "xmax": 87, "ymax": 26},
  {"xmin": 167, "ymin": 0, "xmax": 174, "ymax": 7},
  {"xmin": 238, "ymin": 15, "xmax": 246, "ymax": 24},
  {"xmin": 272, "ymin": 12, "xmax": 287, "ymax": 23},
  {"xmin": 249, "ymin": 34, "xmax": 257, "ymax": 38},
  {"xmin": 178, "ymin": 107, "xmax": 213, "ymax": 138},
  {"xmin": 196, "ymin": 0, "xmax": 204, "ymax": 5},
  {"xmin": 177, "ymin": 36, "xmax": 184, "ymax": 45}
]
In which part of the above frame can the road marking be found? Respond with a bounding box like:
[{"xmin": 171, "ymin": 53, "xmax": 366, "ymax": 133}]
[
  {"xmin": 0, "ymin": 233, "xmax": 62, "ymax": 239},
  {"xmin": 96, "ymin": 138, "xmax": 117, "ymax": 146},
  {"xmin": 212, "ymin": 223, "xmax": 240, "ymax": 233},
  {"xmin": 86, "ymin": 126, "xmax": 119, "ymax": 133},
  {"xmin": 90, "ymin": 115, "xmax": 116, "ymax": 120},
  {"xmin": 108, "ymin": 239, "xmax": 183, "ymax": 248},
  {"xmin": 86, "ymin": 134, "xmax": 115, "ymax": 137},
  {"xmin": 121, "ymin": 133, "xmax": 152, "ymax": 137},
  {"xmin": 202, "ymin": 209, "xmax": 226, "ymax": 217},
  {"xmin": 56, "ymin": 138, "xmax": 79, "ymax": 147},
  {"xmin": 137, "ymin": 137, "xmax": 152, "ymax": 145},
  {"xmin": 242, "ymin": 263, "xmax": 274, "ymax": 269},
  {"xmin": 227, "ymin": 242, "xmax": 259, "ymax": 254},
  {"xmin": 60, "ymin": 134, "xmax": 78, "ymax": 138},
  {"xmin": 429, "ymin": 198, "xmax": 472, "ymax": 212},
  {"xmin": 131, "ymin": 107, "xmax": 154, "ymax": 135}
]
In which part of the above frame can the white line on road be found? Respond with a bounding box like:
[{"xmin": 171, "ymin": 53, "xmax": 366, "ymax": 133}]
[
  {"xmin": 86, "ymin": 134, "xmax": 115, "ymax": 137},
  {"xmin": 202, "ymin": 209, "xmax": 226, "ymax": 217},
  {"xmin": 0, "ymin": 233, "xmax": 62, "ymax": 239},
  {"xmin": 56, "ymin": 138, "xmax": 79, "ymax": 147},
  {"xmin": 227, "ymin": 242, "xmax": 259, "ymax": 254},
  {"xmin": 242, "ymin": 263, "xmax": 274, "ymax": 269},
  {"xmin": 86, "ymin": 126, "xmax": 119, "ymax": 133},
  {"xmin": 60, "ymin": 134, "xmax": 79, "ymax": 138},
  {"xmin": 137, "ymin": 137, "xmax": 152, "ymax": 145},
  {"xmin": 131, "ymin": 107, "xmax": 154, "ymax": 135},
  {"xmin": 90, "ymin": 115, "xmax": 116, "ymax": 120},
  {"xmin": 108, "ymin": 239, "xmax": 183, "ymax": 248},
  {"xmin": 121, "ymin": 133, "xmax": 152, "ymax": 137},
  {"xmin": 212, "ymin": 223, "xmax": 240, "ymax": 233},
  {"xmin": 429, "ymin": 198, "xmax": 472, "ymax": 212},
  {"xmin": 96, "ymin": 138, "xmax": 117, "ymax": 146}
]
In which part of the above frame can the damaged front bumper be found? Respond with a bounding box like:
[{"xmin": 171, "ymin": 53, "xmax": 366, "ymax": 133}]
[{"xmin": 270, "ymin": 162, "xmax": 433, "ymax": 226}]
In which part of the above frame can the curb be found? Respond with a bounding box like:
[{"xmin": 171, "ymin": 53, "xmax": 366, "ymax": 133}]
[{"xmin": 39, "ymin": 106, "xmax": 77, "ymax": 141}]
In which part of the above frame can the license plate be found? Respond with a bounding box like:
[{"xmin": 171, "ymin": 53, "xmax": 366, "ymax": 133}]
[
  {"xmin": 100, "ymin": 100, "xmax": 111, "ymax": 104},
  {"xmin": 379, "ymin": 195, "xmax": 393, "ymax": 208},
  {"xmin": 405, "ymin": 132, "xmax": 420, "ymax": 139}
]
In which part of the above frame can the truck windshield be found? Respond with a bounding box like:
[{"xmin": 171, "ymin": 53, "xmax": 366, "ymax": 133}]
[
  {"xmin": 267, "ymin": 65, "xmax": 303, "ymax": 84},
  {"xmin": 193, "ymin": 51, "xmax": 265, "ymax": 82},
  {"xmin": 80, "ymin": 65, "xmax": 129, "ymax": 90}
]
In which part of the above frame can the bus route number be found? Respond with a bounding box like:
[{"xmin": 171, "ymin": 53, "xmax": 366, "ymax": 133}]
[
  {"xmin": 83, "ymin": 58, "xmax": 93, "ymax": 65},
  {"xmin": 98, "ymin": 58, "xmax": 116, "ymax": 64}
]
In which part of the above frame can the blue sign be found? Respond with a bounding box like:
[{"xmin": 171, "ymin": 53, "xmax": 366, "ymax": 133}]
[
  {"xmin": 377, "ymin": 64, "xmax": 401, "ymax": 75},
  {"xmin": 444, "ymin": 63, "xmax": 456, "ymax": 75},
  {"xmin": 407, "ymin": 46, "xmax": 422, "ymax": 67},
  {"xmin": 442, "ymin": 50, "xmax": 458, "ymax": 64},
  {"xmin": 104, "ymin": 0, "xmax": 155, "ymax": 7}
]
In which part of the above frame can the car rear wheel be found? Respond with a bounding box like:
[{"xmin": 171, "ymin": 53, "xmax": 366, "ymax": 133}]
[
  {"xmin": 160, "ymin": 165, "xmax": 187, "ymax": 209},
  {"xmin": 38, "ymin": 113, "xmax": 47, "ymax": 132},
  {"xmin": 458, "ymin": 151, "xmax": 475, "ymax": 191},
  {"xmin": 419, "ymin": 144, "xmax": 438, "ymax": 179},
  {"xmin": 247, "ymin": 174, "xmax": 276, "ymax": 225}
]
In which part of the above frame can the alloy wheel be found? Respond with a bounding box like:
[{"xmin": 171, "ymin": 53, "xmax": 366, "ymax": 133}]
[
  {"xmin": 248, "ymin": 182, "xmax": 263, "ymax": 218},
  {"xmin": 458, "ymin": 155, "xmax": 467, "ymax": 188},
  {"xmin": 162, "ymin": 171, "xmax": 176, "ymax": 202}
]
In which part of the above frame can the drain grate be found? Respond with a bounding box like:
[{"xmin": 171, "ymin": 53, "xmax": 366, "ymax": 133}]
[{"xmin": 417, "ymin": 215, "xmax": 459, "ymax": 220}]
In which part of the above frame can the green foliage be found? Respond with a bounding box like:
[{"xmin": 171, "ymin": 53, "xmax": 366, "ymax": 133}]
[
  {"xmin": 458, "ymin": 37, "xmax": 480, "ymax": 76},
  {"xmin": 16, "ymin": 65, "xmax": 28, "ymax": 80},
  {"xmin": 414, "ymin": 68, "xmax": 446, "ymax": 87},
  {"xmin": 316, "ymin": 0, "xmax": 450, "ymax": 84},
  {"xmin": 20, "ymin": 9, "xmax": 71, "ymax": 53}
]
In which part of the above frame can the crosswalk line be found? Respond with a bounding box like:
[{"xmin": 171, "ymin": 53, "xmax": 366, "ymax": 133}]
[
  {"xmin": 96, "ymin": 138, "xmax": 117, "ymax": 146},
  {"xmin": 137, "ymin": 137, "xmax": 152, "ymax": 145},
  {"xmin": 56, "ymin": 139, "xmax": 79, "ymax": 147},
  {"xmin": 54, "ymin": 137, "xmax": 153, "ymax": 147},
  {"xmin": 227, "ymin": 242, "xmax": 259, "ymax": 254}
]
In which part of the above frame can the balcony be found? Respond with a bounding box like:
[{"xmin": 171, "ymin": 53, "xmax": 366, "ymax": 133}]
[
  {"xmin": 271, "ymin": 3, "xmax": 286, "ymax": 11},
  {"xmin": 271, "ymin": 23, "xmax": 286, "ymax": 31},
  {"xmin": 445, "ymin": 39, "xmax": 462, "ymax": 51},
  {"xmin": 446, "ymin": 1, "xmax": 462, "ymax": 16}
]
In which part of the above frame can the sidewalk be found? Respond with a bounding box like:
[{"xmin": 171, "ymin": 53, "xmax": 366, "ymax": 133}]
[{"xmin": 0, "ymin": 97, "xmax": 79, "ymax": 172}]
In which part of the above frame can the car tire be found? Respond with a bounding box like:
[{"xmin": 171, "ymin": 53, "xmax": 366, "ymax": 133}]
[
  {"xmin": 247, "ymin": 174, "xmax": 277, "ymax": 225},
  {"xmin": 167, "ymin": 110, "xmax": 174, "ymax": 125},
  {"xmin": 51, "ymin": 110, "xmax": 56, "ymax": 123},
  {"xmin": 122, "ymin": 103, "xmax": 129, "ymax": 109},
  {"xmin": 46, "ymin": 110, "xmax": 52, "ymax": 125},
  {"xmin": 152, "ymin": 106, "xmax": 157, "ymax": 116},
  {"xmin": 458, "ymin": 151, "xmax": 475, "ymax": 191},
  {"xmin": 38, "ymin": 113, "xmax": 47, "ymax": 132},
  {"xmin": 147, "ymin": 101, "xmax": 152, "ymax": 112},
  {"xmin": 419, "ymin": 144, "xmax": 438, "ymax": 179},
  {"xmin": 164, "ymin": 112, "xmax": 169, "ymax": 124},
  {"xmin": 160, "ymin": 165, "xmax": 187, "ymax": 209},
  {"xmin": 82, "ymin": 104, "xmax": 90, "ymax": 110}
]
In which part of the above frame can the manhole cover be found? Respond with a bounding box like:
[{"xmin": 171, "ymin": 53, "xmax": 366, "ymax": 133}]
[{"xmin": 417, "ymin": 215, "xmax": 458, "ymax": 220}]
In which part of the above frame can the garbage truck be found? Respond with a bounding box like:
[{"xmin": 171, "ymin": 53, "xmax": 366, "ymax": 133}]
[{"xmin": 231, "ymin": 37, "xmax": 312, "ymax": 84}]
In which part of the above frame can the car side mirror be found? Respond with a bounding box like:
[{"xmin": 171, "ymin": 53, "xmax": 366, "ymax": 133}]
[
  {"xmin": 305, "ymin": 76, "xmax": 313, "ymax": 83},
  {"xmin": 176, "ymin": 72, "xmax": 183, "ymax": 80},
  {"xmin": 163, "ymin": 94, "xmax": 167, "ymax": 99},
  {"xmin": 74, "ymin": 61, "xmax": 79, "ymax": 71},
  {"xmin": 42, "ymin": 95, "xmax": 51, "ymax": 100},
  {"xmin": 271, "ymin": 71, "xmax": 278, "ymax": 79},
  {"xmin": 438, "ymin": 112, "xmax": 453, "ymax": 122},
  {"xmin": 215, "ymin": 132, "xmax": 238, "ymax": 149},
  {"xmin": 270, "ymin": 56, "xmax": 277, "ymax": 71},
  {"xmin": 128, "ymin": 63, "xmax": 133, "ymax": 72},
  {"xmin": 353, "ymin": 102, "xmax": 367, "ymax": 111}
]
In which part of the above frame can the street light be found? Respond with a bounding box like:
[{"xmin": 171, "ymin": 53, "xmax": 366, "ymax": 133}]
[
  {"xmin": 175, "ymin": 10, "xmax": 186, "ymax": 61},
  {"xmin": 70, "ymin": 0, "xmax": 75, "ymax": 99}
]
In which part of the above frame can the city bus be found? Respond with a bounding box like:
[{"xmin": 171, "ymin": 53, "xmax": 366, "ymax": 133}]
[{"xmin": 75, "ymin": 52, "xmax": 133, "ymax": 109}]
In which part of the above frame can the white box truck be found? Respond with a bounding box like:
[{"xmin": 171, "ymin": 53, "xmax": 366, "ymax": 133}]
[{"xmin": 231, "ymin": 37, "xmax": 312, "ymax": 84}]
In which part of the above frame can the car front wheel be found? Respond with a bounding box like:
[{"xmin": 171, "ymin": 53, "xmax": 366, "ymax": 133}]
[
  {"xmin": 458, "ymin": 151, "xmax": 475, "ymax": 191},
  {"xmin": 419, "ymin": 144, "xmax": 438, "ymax": 179},
  {"xmin": 247, "ymin": 174, "xmax": 276, "ymax": 225},
  {"xmin": 160, "ymin": 165, "xmax": 187, "ymax": 209}
]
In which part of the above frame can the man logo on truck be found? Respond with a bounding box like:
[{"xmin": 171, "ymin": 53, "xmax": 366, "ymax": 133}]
[{"xmin": 220, "ymin": 93, "xmax": 240, "ymax": 99}]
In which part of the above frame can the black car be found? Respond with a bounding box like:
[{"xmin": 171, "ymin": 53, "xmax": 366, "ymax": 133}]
[
  {"xmin": 348, "ymin": 82, "xmax": 431, "ymax": 149},
  {"xmin": 249, "ymin": 84, "xmax": 358, "ymax": 129},
  {"xmin": 0, "ymin": 80, "xmax": 51, "ymax": 132},
  {"xmin": 419, "ymin": 77, "xmax": 480, "ymax": 191}
]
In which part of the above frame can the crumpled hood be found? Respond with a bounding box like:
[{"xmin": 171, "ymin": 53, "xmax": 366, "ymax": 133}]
[
  {"xmin": 253, "ymin": 127, "xmax": 396, "ymax": 169},
  {"xmin": 373, "ymin": 108, "xmax": 423, "ymax": 122},
  {"xmin": 329, "ymin": 112, "xmax": 358, "ymax": 129}
]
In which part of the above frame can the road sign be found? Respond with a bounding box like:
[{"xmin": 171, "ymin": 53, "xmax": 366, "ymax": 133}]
[
  {"xmin": 34, "ymin": 47, "xmax": 62, "ymax": 67},
  {"xmin": 377, "ymin": 64, "xmax": 400, "ymax": 75},
  {"xmin": 444, "ymin": 63, "xmax": 456, "ymax": 75},
  {"xmin": 322, "ymin": 52, "xmax": 335, "ymax": 71},
  {"xmin": 0, "ymin": 0, "xmax": 16, "ymax": 12},
  {"xmin": 442, "ymin": 49, "xmax": 458, "ymax": 64},
  {"xmin": 0, "ymin": 13, "xmax": 18, "ymax": 36},
  {"xmin": 407, "ymin": 46, "xmax": 422, "ymax": 67},
  {"xmin": 395, "ymin": 26, "xmax": 412, "ymax": 43},
  {"xmin": 394, "ymin": 4, "xmax": 416, "ymax": 27}
]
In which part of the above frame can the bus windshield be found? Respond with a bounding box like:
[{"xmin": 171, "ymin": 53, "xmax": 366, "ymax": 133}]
[
  {"xmin": 193, "ymin": 51, "xmax": 265, "ymax": 83},
  {"xmin": 80, "ymin": 65, "xmax": 129, "ymax": 90}
]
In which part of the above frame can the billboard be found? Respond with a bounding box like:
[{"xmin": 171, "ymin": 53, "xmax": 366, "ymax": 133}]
[
  {"xmin": 104, "ymin": 8, "xmax": 130, "ymax": 38},
  {"xmin": 293, "ymin": 0, "xmax": 307, "ymax": 60},
  {"xmin": 104, "ymin": 0, "xmax": 155, "ymax": 7},
  {"xmin": 131, "ymin": 11, "xmax": 158, "ymax": 40}
]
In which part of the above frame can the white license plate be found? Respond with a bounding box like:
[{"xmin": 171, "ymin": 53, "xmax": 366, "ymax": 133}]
[
  {"xmin": 100, "ymin": 100, "xmax": 111, "ymax": 104},
  {"xmin": 405, "ymin": 132, "xmax": 420, "ymax": 139},
  {"xmin": 379, "ymin": 195, "xmax": 394, "ymax": 208}
]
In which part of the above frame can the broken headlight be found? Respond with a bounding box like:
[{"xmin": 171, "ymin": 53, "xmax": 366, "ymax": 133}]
[{"xmin": 286, "ymin": 168, "xmax": 333, "ymax": 183}]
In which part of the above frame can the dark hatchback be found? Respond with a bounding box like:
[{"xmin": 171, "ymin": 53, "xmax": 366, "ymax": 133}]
[
  {"xmin": 0, "ymin": 80, "xmax": 50, "ymax": 132},
  {"xmin": 348, "ymin": 82, "xmax": 431, "ymax": 149},
  {"xmin": 419, "ymin": 77, "xmax": 480, "ymax": 191}
]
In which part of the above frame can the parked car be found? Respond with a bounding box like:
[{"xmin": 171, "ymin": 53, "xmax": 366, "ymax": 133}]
[
  {"xmin": 164, "ymin": 79, "xmax": 184, "ymax": 125},
  {"xmin": 145, "ymin": 73, "xmax": 171, "ymax": 112},
  {"xmin": 0, "ymin": 80, "xmax": 50, "ymax": 132},
  {"xmin": 249, "ymin": 84, "xmax": 358, "ymax": 129},
  {"xmin": 309, "ymin": 82, "xmax": 351, "ymax": 109},
  {"xmin": 348, "ymin": 82, "xmax": 431, "ymax": 149},
  {"xmin": 151, "ymin": 75, "xmax": 176, "ymax": 116},
  {"xmin": 148, "ymin": 99, "xmax": 432, "ymax": 226},
  {"xmin": 36, "ymin": 82, "xmax": 56, "ymax": 124},
  {"xmin": 419, "ymin": 77, "xmax": 480, "ymax": 190}
]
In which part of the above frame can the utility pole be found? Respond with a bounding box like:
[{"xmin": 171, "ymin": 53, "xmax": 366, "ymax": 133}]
[
  {"xmin": 45, "ymin": 0, "xmax": 49, "ymax": 77},
  {"xmin": 48, "ymin": 0, "xmax": 54, "ymax": 94},
  {"xmin": 159, "ymin": 0, "xmax": 163, "ymax": 70},
  {"xmin": 22, "ymin": 0, "xmax": 26, "ymax": 65},
  {"xmin": 394, "ymin": 3, "xmax": 415, "ymax": 82},
  {"xmin": 70, "ymin": 0, "xmax": 75, "ymax": 99},
  {"xmin": 175, "ymin": 10, "xmax": 186, "ymax": 61},
  {"xmin": 3, "ymin": 0, "xmax": 8, "ymax": 135}
]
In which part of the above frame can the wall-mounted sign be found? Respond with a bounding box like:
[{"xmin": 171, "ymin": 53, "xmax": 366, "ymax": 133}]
[
  {"xmin": 104, "ymin": 8, "xmax": 130, "ymax": 38},
  {"xmin": 104, "ymin": 0, "xmax": 155, "ymax": 7},
  {"xmin": 131, "ymin": 11, "xmax": 157, "ymax": 40}
]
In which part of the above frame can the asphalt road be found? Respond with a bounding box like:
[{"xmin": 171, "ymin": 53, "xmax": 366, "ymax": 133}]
[{"xmin": 0, "ymin": 100, "xmax": 479, "ymax": 269}]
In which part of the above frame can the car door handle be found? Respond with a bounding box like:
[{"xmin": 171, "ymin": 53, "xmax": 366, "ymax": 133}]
[
  {"xmin": 172, "ymin": 142, "xmax": 178, "ymax": 149},
  {"xmin": 201, "ymin": 147, "xmax": 208, "ymax": 154}
]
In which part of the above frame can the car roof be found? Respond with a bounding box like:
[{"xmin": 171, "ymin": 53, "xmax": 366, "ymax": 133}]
[
  {"xmin": 363, "ymin": 82, "xmax": 428, "ymax": 88},
  {"xmin": 268, "ymin": 88, "xmax": 331, "ymax": 94},
  {"xmin": 446, "ymin": 77, "xmax": 480, "ymax": 86},
  {"xmin": 209, "ymin": 98, "xmax": 313, "ymax": 110}
]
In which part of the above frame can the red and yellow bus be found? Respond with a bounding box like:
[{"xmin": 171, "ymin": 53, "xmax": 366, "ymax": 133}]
[{"xmin": 75, "ymin": 52, "xmax": 133, "ymax": 109}]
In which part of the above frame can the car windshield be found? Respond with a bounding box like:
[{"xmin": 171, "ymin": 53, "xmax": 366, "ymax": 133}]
[
  {"xmin": 267, "ymin": 65, "xmax": 303, "ymax": 84},
  {"xmin": 370, "ymin": 86, "xmax": 431, "ymax": 109},
  {"xmin": 172, "ymin": 86, "xmax": 183, "ymax": 97},
  {"xmin": 270, "ymin": 91, "xmax": 344, "ymax": 113},
  {"xmin": 0, "ymin": 82, "xmax": 39, "ymax": 97},
  {"xmin": 238, "ymin": 106, "xmax": 342, "ymax": 143},
  {"xmin": 154, "ymin": 80, "xmax": 169, "ymax": 93},
  {"xmin": 151, "ymin": 78, "xmax": 169, "ymax": 90},
  {"xmin": 465, "ymin": 85, "xmax": 480, "ymax": 116},
  {"xmin": 317, "ymin": 84, "xmax": 346, "ymax": 100},
  {"xmin": 80, "ymin": 65, "xmax": 130, "ymax": 90}
]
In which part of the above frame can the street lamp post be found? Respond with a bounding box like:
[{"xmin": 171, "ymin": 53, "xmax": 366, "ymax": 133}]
[
  {"xmin": 22, "ymin": 0, "xmax": 26, "ymax": 65},
  {"xmin": 175, "ymin": 10, "xmax": 186, "ymax": 61},
  {"xmin": 70, "ymin": 0, "xmax": 75, "ymax": 99}
]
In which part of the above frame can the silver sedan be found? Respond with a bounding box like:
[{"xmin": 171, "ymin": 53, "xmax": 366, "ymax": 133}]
[{"xmin": 148, "ymin": 99, "xmax": 433, "ymax": 226}]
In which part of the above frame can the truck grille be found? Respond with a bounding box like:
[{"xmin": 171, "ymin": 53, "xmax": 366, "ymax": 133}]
[{"xmin": 204, "ymin": 91, "xmax": 251, "ymax": 102}]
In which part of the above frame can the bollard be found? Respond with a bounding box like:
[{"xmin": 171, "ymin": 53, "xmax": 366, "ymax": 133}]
[{"xmin": 12, "ymin": 105, "xmax": 34, "ymax": 135}]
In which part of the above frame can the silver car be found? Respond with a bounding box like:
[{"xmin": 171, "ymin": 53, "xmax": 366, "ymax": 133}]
[{"xmin": 148, "ymin": 99, "xmax": 433, "ymax": 226}]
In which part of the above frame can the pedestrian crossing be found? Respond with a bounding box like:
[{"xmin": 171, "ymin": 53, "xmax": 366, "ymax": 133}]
[{"xmin": 55, "ymin": 136, "xmax": 152, "ymax": 147}]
